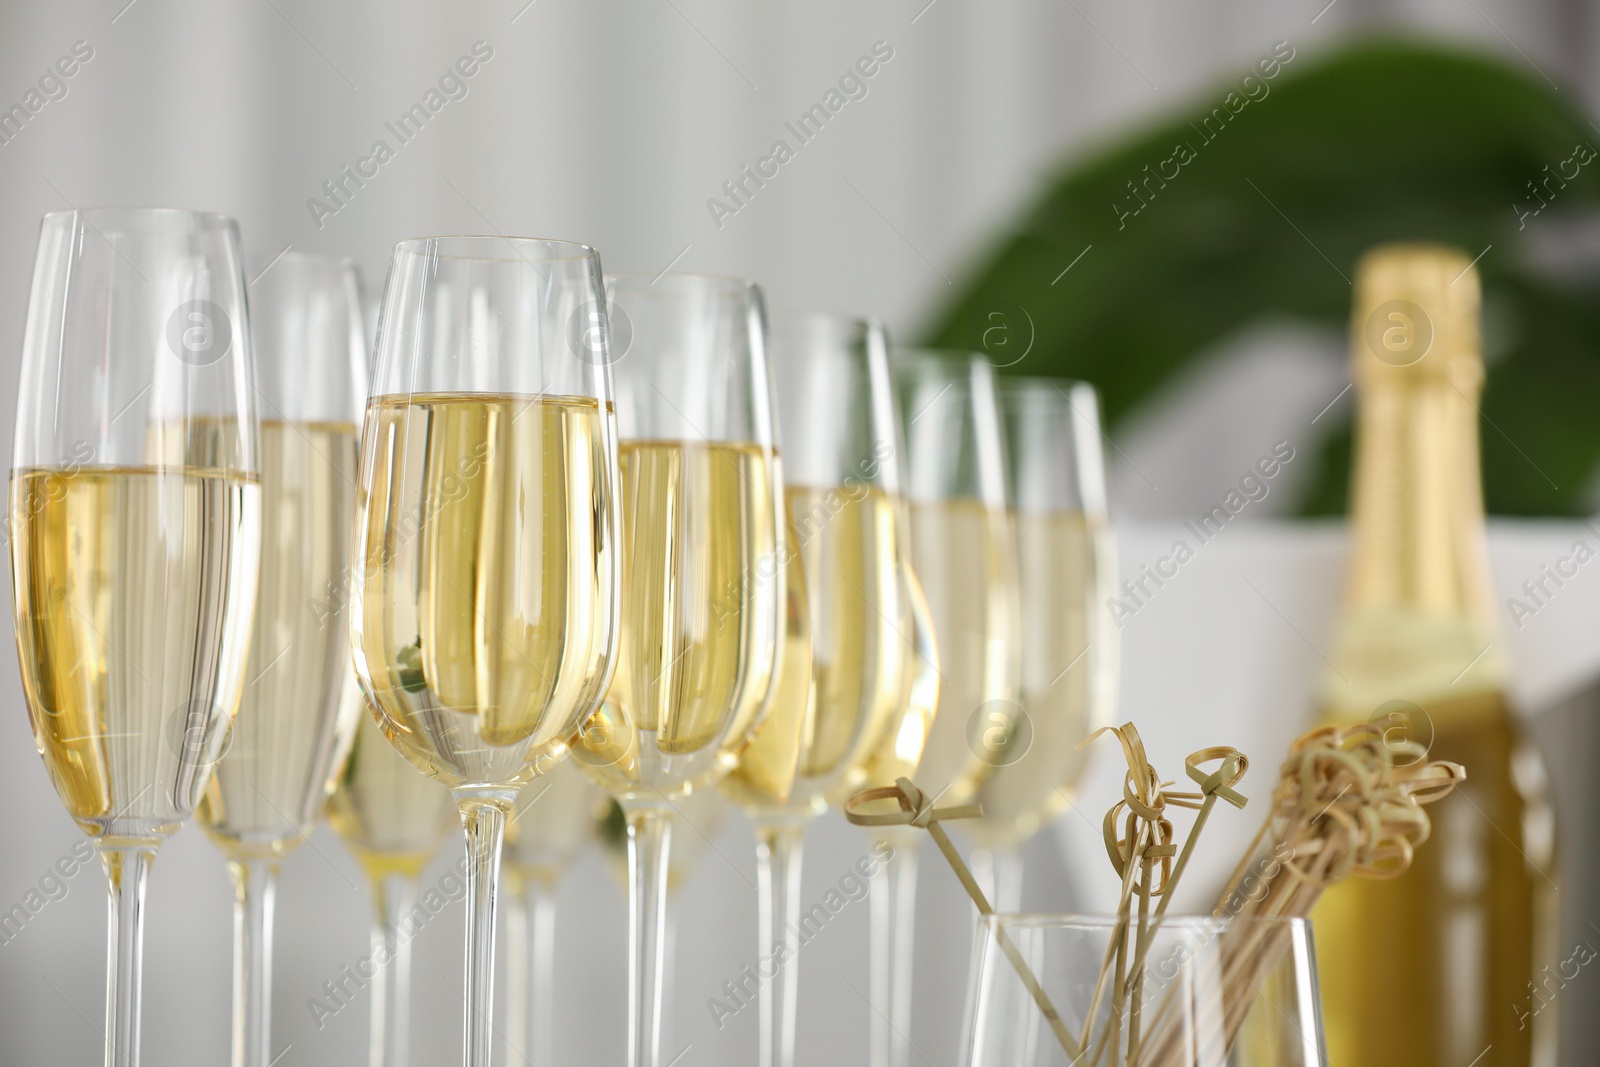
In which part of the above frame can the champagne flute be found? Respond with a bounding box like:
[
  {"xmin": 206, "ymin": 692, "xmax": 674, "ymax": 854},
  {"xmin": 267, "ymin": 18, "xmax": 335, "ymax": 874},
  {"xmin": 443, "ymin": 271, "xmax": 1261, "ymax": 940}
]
[
  {"xmin": 571, "ymin": 272, "xmax": 784, "ymax": 1067},
  {"xmin": 720, "ymin": 313, "xmax": 914, "ymax": 1067},
  {"xmin": 10, "ymin": 208, "xmax": 262, "ymax": 1067},
  {"xmin": 857, "ymin": 349, "xmax": 1019, "ymax": 1067},
  {"xmin": 328, "ymin": 710, "xmax": 457, "ymax": 1067},
  {"xmin": 195, "ymin": 251, "xmax": 367, "ymax": 1067},
  {"xmin": 501, "ymin": 760, "xmax": 605, "ymax": 1067},
  {"xmin": 350, "ymin": 236, "xmax": 622, "ymax": 1067},
  {"xmin": 967, "ymin": 378, "xmax": 1116, "ymax": 911}
]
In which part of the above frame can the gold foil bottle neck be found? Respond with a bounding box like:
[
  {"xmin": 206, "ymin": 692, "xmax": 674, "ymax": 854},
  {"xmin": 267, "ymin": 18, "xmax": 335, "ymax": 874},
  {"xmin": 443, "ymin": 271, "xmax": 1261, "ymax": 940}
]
[
  {"xmin": 1324, "ymin": 241, "xmax": 1505, "ymax": 715},
  {"xmin": 1350, "ymin": 243, "xmax": 1483, "ymax": 395}
]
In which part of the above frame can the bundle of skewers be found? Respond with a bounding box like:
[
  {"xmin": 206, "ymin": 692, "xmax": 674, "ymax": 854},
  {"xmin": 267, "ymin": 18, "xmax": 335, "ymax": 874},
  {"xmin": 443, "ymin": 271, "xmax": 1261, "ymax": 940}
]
[{"xmin": 844, "ymin": 720, "xmax": 1464, "ymax": 1067}]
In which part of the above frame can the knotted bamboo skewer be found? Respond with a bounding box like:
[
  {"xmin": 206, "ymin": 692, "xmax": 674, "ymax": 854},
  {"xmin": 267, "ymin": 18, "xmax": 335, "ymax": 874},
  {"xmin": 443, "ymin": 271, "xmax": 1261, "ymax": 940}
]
[
  {"xmin": 842, "ymin": 725, "xmax": 1250, "ymax": 1067},
  {"xmin": 842, "ymin": 721, "xmax": 1460, "ymax": 1067},
  {"xmin": 1076, "ymin": 726, "xmax": 1249, "ymax": 1067},
  {"xmin": 1131, "ymin": 722, "xmax": 1465, "ymax": 1067}
]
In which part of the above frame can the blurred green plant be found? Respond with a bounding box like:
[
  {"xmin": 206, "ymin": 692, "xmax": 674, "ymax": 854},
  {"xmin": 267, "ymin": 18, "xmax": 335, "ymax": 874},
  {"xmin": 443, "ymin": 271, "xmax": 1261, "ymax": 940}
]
[{"xmin": 921, "ymin": 39, "xmax": 1600, "ymax": 516}]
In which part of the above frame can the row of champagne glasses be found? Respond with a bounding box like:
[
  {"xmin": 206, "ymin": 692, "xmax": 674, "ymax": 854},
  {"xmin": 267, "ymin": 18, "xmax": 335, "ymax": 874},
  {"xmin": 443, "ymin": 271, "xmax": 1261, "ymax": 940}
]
[{"xmin": 9, "ymin": 208, "xmax": 1114, "ymax": 1067}]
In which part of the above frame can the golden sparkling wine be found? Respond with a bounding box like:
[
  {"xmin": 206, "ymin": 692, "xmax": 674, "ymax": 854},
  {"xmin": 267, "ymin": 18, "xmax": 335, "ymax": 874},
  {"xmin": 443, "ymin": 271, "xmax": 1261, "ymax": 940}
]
[
  {"xmin": 198, "ymin": 423, "xmax": 362, "ymax": 859},
  {"xmin": 860, "ymin": 497, "xmax": 1015, "ymax": 802},
  {"xmin": 504, "ymin": 760, "xmax": 605, "ymax": 886},
  {"xmin": 970, "ymin": 510, "xmax": 1108, "ymax": 846},
  {"xmin": 328, "ymin": 710, "xmax": 456, "ymax": 880},
  {"xmin": 719, "ymin": 514, "xmax": 813, "ymax": 812},
  {"xmin": 353, "ymin": 392, "xmax": 617, "ymax": 790},
  {"xmin": 1314, "ymin": 245, "xmax": 1556, "ymax": 1067},
  {"xmin": 846, "ymin": 561, "xmax": 941, "ymax": 803},
  {"xmin": 11, "ymin": 465, "xmax": 260, "ymax": 839},
  {"xmin": 573, "ymin": 440, "xmax": 780, "ymax": 798},
  {"xmin": 724, "ymin": 487, "xmax": 910, "ymax": 814}
]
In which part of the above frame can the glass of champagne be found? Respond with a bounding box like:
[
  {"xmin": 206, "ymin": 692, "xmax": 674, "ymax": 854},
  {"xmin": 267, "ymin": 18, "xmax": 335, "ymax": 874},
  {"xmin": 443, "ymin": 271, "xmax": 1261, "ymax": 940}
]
[
  {"xmin": 10, "ymin": 208, "xmax": 262, "ymax": 1067},
  {"xmin": 967, "ymin": 378, "xmax": 1116, "ymax": 911},
  {"xmin": 858, "ymin": 349, "xmax": 1019, "ymax": 1067},
  {"xmin": 721, "ymin": 312, "xmax": 915, "ymax": 1067},
  {"xmin": 501, "ymin": 760, "xmax": 605, "ymax": 1067},
  {"xmin": 193, "ymin": 251, "xmax": 367, "ymax": 1067},
  {"xmin": 571, "ymin": 272, "xmax": 784, "ymax": 1067},
  {"xmin": 350, "ymin": 236, "xmax": 622, "ymax": 1067}
]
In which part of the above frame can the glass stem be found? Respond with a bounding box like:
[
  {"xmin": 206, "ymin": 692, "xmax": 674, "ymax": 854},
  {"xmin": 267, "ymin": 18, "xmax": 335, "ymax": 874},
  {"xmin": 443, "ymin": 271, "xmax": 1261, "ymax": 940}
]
[
  {"xmin": 868, "ymin": 829, "xmax": 919, "ymax": 1067},
  {"xmin": 457, "ymin": 790, "xmax": 513, "ymax": 1067},
  {"xmin": 227, "ymin": 859, "xmax": 280, "ymax": 1067},
  {"xmin": 754, "ymin": 818, "xmax": 806, "ymax": 1067},
  {"xmin": 662, "ymin": 905, "xmax": 680, "ymax": 1052},
  {"xmin": 504, "ymin": 873, "xmax": 529, "ymax": 1066},
  {"xmin": 505, "ymin": 872, "xmax": 559, "ymax": 1067},
  {"xmin": 100, "ymin": 845, "xmax": 157, "ymax": 1067},
  {"xmin": 369, "ymin": 872, "xmax": 419, "ymax": 1067},
  {"xmin": 625, "ymin": 804, "xmax": 673, "ymax": 1067}
]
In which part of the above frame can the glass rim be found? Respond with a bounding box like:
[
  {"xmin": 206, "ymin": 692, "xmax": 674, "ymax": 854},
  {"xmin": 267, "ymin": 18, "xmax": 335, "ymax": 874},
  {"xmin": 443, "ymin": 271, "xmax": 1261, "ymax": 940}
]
[
  {"xmin": 770, "ymin": 308, "xmax": 886, "ymax": 331},
  {"xmin": 605, "ymin": 270, "xmax": 760, "ymax": 296},
  {"xmin": 980, "ymin": 913, "xmax": 1311, "ymax": 931},
  {"xmin": 893, "ymin": 345, "xmax": 989, "ymax": 368},
  {"xmin": 249, "ymin": 249, "xmax": 360, "ymax": 282},
  {"xmin": 41, "ymin": 206, "xmax": 240, "ymax": 233},
  {"xmin": 390, "ymin": 234, "xmax": 599, "ymax": 264},
  {"xmin": 998, "ymin": 374, "xmax": 1097, "ymax": 398},
  {"xmin": 267, "ymin": 249, "xmax": 358, "ymax": 270}
]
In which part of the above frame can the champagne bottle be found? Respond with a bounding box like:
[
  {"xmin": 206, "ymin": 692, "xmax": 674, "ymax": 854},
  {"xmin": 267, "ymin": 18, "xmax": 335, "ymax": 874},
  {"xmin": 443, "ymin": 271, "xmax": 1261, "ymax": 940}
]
[{"xmin": 1314, "ymin": 244, "xmax": 1557, "ymax": 1067}]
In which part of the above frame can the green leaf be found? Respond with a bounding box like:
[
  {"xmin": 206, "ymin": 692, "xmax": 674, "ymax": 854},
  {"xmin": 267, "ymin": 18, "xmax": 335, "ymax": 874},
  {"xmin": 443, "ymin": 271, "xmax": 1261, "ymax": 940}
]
[{"xmin": 920, "ymin": 39, "xmax": 1600, "ymax": 515}]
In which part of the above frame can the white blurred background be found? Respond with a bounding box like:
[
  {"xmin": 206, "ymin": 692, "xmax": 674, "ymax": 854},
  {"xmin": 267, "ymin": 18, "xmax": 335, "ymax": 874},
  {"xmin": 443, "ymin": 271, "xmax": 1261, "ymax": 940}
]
[{"xmin": 0, "ymin": 2, "xmax": 1598, "ymax": 1066}]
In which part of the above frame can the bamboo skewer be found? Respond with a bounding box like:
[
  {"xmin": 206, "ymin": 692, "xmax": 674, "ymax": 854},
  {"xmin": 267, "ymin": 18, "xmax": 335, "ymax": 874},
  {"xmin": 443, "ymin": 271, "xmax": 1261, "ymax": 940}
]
[
  {"xmin": 842, "ymin": 721, "xmax": 1460, "ymax": 1067},
  {"xmin": 841, "ymin": 726, "xmax": 1248, "ymax": 1067},
  {"xmin": 842, "ymin": 778, "xmax": 1084, "ymax": 1062},
  {"xmin": 1131, "ymin": 722, "xmax": 1464, "ymax": 1067}
]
